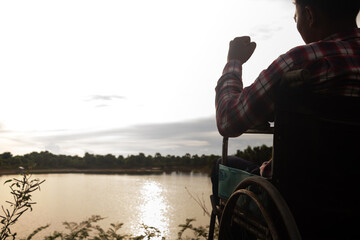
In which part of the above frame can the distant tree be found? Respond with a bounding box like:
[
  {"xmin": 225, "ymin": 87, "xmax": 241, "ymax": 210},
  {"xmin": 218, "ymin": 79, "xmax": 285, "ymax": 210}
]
[
  {"xmin": 0, "ymin": 152, "xmax": 14, "ymax": 169},
  {"xmin": 0, "ymin": 145, "xmax": 270, "ymax": 174},
  {"xmin": 235, "ymin": 145, "xmax": 272, "ymax": 165},
  {"xmin": 84, "ymin": 152, "xmax": 97, "ymax": 168},
  {"xmin": 117, "ymin": 155, "xmax": 125, "ymax": 166},
  {"xmin": 103, "ymin": 154, "xmax": 117, "ymax": 168},
  {"xmin": 0, "ymin": 152, "xmax": 12, "ymax": 159},
  {"xmin": 183, "ymin": 153, "xmax": 191, "ymax": 165}
]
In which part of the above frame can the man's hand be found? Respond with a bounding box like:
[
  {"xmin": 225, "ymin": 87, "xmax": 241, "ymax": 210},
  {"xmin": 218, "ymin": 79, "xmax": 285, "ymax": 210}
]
[{"xmin": 228, "ymin": 36, "xmax": 256, "ymax": 64}]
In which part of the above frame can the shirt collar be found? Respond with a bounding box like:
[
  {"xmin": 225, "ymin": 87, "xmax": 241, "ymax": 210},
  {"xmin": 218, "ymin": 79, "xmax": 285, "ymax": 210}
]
[{"xmin": 323, "ymin": 28, "xmax": 360, "ymax": 42}]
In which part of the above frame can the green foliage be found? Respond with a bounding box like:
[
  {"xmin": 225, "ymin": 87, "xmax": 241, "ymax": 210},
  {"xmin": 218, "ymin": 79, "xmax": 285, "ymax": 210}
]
[
  {"xmin": 134, "ymin": 224, "xmax": 164, "ymax": 240},
  {"xmin": 0, "ymin": 168, "xmax": 45, "ymax": 240},
  {"xmin": 22, "ymin": 217, "xmax": 212, "ymax": 240},
  {"xmin": 235, "ymin": 145, "xmax": 272, "ymax": 165},
  {"xmin": 25, "ymin": 225, "xmax": 50, "ymax": 240},
  {"xmin": 20, "ymin": 215, "xmax": 167, "ymax": 240},
  {"xmin": 177, "ymin": 218, "xmax": 213, "ymax": 240},
  {"xmin": 28, "ymin": 215, "xmax": 128, "ymax": 240},
  {"xmin": 0, "ymin": 151, "xmax": 220, "ymax": 173},
  {"xmin": 0, "ymin": 144, "xmax": 271, "ymax": 174}
]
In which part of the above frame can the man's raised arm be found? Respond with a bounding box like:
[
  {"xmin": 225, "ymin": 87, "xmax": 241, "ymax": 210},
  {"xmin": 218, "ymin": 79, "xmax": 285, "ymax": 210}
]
[{"xmin": 215, "ymin": 36, "xmax": 257, "ymax": 137}]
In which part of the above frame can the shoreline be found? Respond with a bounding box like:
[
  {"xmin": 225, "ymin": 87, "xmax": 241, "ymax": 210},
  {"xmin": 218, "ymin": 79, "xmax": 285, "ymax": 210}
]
[{"xmin": 0, "ymin": 167, "xmax": 211, "ymax": 176}]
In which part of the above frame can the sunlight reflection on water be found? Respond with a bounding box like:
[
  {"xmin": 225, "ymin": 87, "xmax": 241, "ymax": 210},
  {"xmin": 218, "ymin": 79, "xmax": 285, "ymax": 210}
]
[{"xmin": 133, "ymin": 180, "xmax": 169, "ymax": 238}]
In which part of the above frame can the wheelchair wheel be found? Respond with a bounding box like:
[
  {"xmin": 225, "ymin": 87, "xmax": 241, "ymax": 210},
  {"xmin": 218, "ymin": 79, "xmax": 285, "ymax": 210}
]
[{"xmin": 218, "ymin": 176, "xmax": 301, "ymax": 240}]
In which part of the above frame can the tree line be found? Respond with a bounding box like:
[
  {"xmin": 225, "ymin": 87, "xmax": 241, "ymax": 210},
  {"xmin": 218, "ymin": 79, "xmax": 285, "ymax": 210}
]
[{"xmin": 0, "ymin": 145, "xmax": 272, "ymax": 173}]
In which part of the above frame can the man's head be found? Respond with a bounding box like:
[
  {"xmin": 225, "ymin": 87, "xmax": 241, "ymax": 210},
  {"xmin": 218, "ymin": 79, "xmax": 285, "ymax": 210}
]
[
  {"xmin": 294, "ymin": 0, "xmax": 360, "ymax": 43},
  {"xmin": 295, "ymin": 0, "xmax": 360, "ymax": 20}
]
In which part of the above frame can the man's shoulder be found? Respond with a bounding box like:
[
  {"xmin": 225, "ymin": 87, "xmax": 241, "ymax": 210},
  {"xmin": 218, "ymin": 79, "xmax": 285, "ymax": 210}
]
[
  {"xmin": 278, "ymin": 43, "xmax": 319, "ymax": 66},
  {"xmin": 285, "ymin": 28, "xmax": 360, "ymax": 59},
  {"xmin": 285, "ymin": 44, "xmax": 310, "ymax": 57},
  {"xmin": 286, "ymin": 41, "xmax": 333, "ymax": 55},
  {"xmin": 283, "ymin": 38, "xmax": 357, "ymax": 65}
]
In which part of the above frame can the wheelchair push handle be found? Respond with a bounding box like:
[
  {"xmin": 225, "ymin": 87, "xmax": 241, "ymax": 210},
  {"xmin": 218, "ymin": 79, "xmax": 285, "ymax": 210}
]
[{"xmin": 222, "ymin": 137, "xmax": 229, "ymax": 165}]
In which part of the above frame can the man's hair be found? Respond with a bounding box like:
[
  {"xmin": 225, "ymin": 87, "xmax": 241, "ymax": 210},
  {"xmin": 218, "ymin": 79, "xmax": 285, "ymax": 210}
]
[{"xmin": 295, "ymin": 0, "xmax": 360, "ymax": 20}]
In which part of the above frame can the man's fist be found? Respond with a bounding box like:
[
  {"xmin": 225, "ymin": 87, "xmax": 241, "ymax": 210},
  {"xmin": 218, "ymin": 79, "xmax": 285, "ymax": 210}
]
[{"xmin": 228, "ymin": 36, "xmax": 257, "ymax": 64}]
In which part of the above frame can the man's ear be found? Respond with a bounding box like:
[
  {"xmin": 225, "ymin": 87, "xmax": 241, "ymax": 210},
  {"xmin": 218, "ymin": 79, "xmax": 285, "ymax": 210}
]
[{"xmin": 304, "ymin": 6, "xmax": 315, "ymax": 27}]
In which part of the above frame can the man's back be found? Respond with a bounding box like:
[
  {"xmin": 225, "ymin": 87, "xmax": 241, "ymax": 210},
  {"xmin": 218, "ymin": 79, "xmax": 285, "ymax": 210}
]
[{"xmin": 290, "ymin": 29, "xmax": 360, "ymax": 97}]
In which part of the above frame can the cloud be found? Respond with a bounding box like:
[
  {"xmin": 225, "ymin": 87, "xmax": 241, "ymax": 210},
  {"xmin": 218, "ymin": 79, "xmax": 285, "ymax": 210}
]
[
  {"xmin": 1, "ymin": 117, "xmax": 273, "ymax": 157},
  {"xmin": 86, "ymin": 95, "xmax": 126, "ymax": 101},
  {"xmin": 95, "ymin": 104, "xmax": 109, "ymax": 108},
  {"xmin": 45, "ymin": 143, "xmax": 61, "ymax": 154},
  {"xmin": 250, "ymin": 25, "xmax": 283, "ymax": 41},
  {"xmin": 84, "ymin": 94, "xmax": 127, "ymax": 108},
  {"xmin": 30, "ymin": 116, "xmax": 273, "ymax": 157}
]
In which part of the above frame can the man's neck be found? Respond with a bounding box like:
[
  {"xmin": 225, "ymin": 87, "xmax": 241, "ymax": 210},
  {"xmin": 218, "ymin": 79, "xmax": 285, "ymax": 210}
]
[{"xmin": 316, "ymin": 20, "xmax": 357, "ymax": 41}]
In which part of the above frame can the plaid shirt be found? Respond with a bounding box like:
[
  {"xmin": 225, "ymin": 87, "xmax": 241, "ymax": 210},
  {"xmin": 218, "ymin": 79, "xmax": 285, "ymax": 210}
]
[{"xmin": 216, "ymin": 28, "xmax": 360, "ymax": 137}]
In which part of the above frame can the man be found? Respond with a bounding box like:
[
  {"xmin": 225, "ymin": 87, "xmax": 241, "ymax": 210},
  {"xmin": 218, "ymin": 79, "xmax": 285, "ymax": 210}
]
[
  {"xmin": 215, "ymin": 0, "xmax": 360, "ymax": 165},
  {"xmin": 212, "ymin": 0, "xmax": 360, "ymax": 208}
]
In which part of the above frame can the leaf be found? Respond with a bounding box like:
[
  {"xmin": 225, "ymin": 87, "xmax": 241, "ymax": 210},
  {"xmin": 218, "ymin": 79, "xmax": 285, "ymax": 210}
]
[
  {"xmin": 3, "ymin": 179, "xmax": 12, "ymax": 185},
  {"xmin": 28, "ymin": 186, "xmax": 39, "ymax": 192},
  {"xmin": 26, "ymin": 224, "xmax": 50, "ymax": 240},
  {"xmin": 16, "ymin": 208, "xmax": 28, "ymax": 216},
  {"xmin": 1, "ymin": 205, "xmax": 7, "ymax": 215},
  {"xmin": 12, "ymin": 213, "xmax": 23, "ymax": 223}
]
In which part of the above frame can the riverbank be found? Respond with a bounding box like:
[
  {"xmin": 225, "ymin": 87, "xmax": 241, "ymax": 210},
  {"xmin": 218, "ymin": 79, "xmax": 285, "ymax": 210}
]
[{"xmin": 0, "ymin": 167, "xmax": 211, "ymax": 176}]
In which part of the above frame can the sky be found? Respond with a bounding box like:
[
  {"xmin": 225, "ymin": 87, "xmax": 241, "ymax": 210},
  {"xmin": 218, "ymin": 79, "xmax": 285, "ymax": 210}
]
[{"xmin": 1, "ymin": 0, "xmax": 359, "ymax": 157}]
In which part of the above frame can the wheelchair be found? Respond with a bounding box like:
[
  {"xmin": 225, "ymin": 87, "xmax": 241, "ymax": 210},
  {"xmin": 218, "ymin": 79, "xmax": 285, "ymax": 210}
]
[{"xmin": 208, "ymin": 70, "xmax": 360, "ymax": 240}]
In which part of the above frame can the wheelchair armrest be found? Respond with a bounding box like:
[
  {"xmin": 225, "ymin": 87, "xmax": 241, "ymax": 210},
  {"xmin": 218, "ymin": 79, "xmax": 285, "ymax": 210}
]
[
  {"xmin": 245, "ymin": 122, "xmax": 274, "ymax": 134},
  {"xmin": 245, "ymin": 128, "xmax": 274, "ymax": 134}
]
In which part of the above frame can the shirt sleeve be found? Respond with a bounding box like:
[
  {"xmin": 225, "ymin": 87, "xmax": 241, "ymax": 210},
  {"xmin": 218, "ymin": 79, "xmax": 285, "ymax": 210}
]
[{"xmin": 216, "ymin": 54, "xmax": 293, "ymax": 137}]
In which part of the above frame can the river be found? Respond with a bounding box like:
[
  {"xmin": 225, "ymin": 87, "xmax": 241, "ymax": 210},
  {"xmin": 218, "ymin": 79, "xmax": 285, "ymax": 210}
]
[{"xmin": 0, "ymin": 172, "xmax": 213, "ymax": 239}]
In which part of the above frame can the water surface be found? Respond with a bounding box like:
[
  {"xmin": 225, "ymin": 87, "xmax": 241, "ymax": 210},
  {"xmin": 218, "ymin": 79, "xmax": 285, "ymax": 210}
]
[{"xmin": 0, "ymin": 172, "xmax": 212, "ymax": 239}]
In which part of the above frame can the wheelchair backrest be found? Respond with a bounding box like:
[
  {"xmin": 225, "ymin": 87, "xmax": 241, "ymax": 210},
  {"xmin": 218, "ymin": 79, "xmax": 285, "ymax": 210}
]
[{"xmin": 271, "ymin": 72, "xmax": 360, "ymax": 238}]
